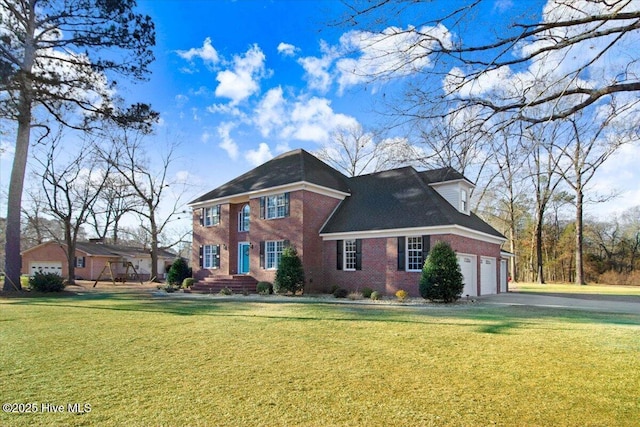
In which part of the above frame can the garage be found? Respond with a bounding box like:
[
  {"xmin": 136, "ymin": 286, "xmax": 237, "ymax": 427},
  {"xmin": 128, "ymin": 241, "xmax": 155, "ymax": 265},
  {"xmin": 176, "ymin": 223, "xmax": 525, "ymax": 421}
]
[
  {"xmin": 480, "ymin": 256, "xmax": 497, "ymax": 295},
  {"xmin": 29, "ymin": 261, "xmax": 63, "ymax": 276},
  {"xmin": 457, "ymin": 254, "xmax": 477, "ymax": 297}
]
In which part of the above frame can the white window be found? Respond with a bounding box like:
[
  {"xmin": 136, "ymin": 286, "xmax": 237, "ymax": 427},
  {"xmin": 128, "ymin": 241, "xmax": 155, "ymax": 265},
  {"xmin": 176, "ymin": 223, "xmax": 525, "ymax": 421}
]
[
  {"xmin": 238, "ymin": 204, "xmax": 250, "ymax": 231},
  {"xmin": 344, "ymin": 240, "xmax": 357, "ymax": 271},
  {"xmin": 266, "ymin": 194, "xmax": 288, "ymax": 219},
  {"xmin": 204, "ymin": 205, "xmax": 220, "ymax": 226},
  {"xmin": 75, "ymin": 256, "xmax": 85, "ymax": 268},
  {"xmin": 265, "ymin": 240, "xmax": 284, "ymax": 269},
  {"xmin": 461, "ymin": 189, "xmax": 468, "ymax": 212},
  {"xmin": 203, "ymin": 245, "xmax": 220, "ymax": 269},
  {"xmin": 407, "ymin": 237, "xmax": 423, "ymax": 271}
]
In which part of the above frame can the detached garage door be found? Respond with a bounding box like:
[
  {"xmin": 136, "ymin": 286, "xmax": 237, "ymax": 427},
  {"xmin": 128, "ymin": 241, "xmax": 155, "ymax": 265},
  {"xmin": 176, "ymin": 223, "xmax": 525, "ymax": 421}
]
[
  {"xmin": 480, "ymin": 257, "xmax": 497, "ymax": 295},
  {"xmin": 457, "ymin": 254, "xmax": 477, "ymax": 297},
  {"xmin": 30, "ymin": 261, "xmax": 63, "ymax": 276}
]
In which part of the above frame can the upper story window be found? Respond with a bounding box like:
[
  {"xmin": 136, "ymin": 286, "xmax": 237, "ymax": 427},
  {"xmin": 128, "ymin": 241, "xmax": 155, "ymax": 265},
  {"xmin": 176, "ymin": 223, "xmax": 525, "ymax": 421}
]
[
  {"xmin": 203, "ymin": 205, "xmax": 221, "ymax": 227},
  {"xmin": 260, "ymin": 193, "xmax": 290, "ymax": 219},
  {"xmin": 461, "ymin": 189, "xmax": 468, "ymax": 213},
  {"xmin": 238, "ymin": 204, "xmax": 250, "ymax": 231}
]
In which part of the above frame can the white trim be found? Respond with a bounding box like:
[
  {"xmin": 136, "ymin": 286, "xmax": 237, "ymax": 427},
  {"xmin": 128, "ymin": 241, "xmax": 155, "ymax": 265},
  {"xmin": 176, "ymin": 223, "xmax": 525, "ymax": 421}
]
[
  {"xmin": 429, "ymin": 178, "xmax": 475, "ymax": 189},
  {"xmin": 188, "ymin": 181, "xmax": 350, "ymax": 208},
  {"xmin": 321, "ymin": 224, "xmax": 506, "ymax": 245}
]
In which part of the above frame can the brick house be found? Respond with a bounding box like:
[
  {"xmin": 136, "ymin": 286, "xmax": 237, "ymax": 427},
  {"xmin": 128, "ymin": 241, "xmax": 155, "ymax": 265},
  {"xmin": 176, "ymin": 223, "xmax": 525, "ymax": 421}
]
[
  {"xmin": 21, "ymin": 240, "xmax": 176, "ymax": 281},
  {"xmin": 189, "ymin": 149, "xmax": 508, "ymax": 296}
]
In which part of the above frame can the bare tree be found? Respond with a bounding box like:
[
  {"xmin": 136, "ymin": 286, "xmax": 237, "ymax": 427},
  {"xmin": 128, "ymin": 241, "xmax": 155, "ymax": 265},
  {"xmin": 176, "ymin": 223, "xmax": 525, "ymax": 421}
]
[
  {"xmin": 316, "ymin": 123, "xmax": 413, "ymax": 176},
  {"xmin": 86, "ymin": 175, "xmax": 140, "ymax": 243},
  {"xmin": 1, "ymin": 0, "xmax": 156, "ymax": 290},
  {"xmin": 102, "ymin": 129, "xmax": 188, "ymax": 281},
  {"xmin": 34, "ymin": 131, "xmax": 111, "ymax": 283}
]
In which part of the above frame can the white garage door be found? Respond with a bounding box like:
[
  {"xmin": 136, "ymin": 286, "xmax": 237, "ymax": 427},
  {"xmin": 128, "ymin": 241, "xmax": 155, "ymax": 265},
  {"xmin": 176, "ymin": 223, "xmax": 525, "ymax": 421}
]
[
  {"xmin": 30, "ymin": 262, "xmax": 63, "ymax": 276},
  {"xmin": 481, "ymin": 257, "xmax": 497, "ymax": 295},
  {"xmin": 457, "ymin": 254, "xmax": 477, "ymax": 297}
]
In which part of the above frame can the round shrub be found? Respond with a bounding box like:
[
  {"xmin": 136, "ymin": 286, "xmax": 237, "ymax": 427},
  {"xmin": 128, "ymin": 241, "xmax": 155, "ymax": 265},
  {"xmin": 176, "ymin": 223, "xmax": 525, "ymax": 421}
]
[
  {"xmin": 333, "ymin": 287, "xmax": 349, "ymax": 298},
  {"xmin": 182, "ymin": 278, "xmax": 195, "ymax": 288},
  {"xmin": 395, "ymin": 289, "xmax": 408, "ymax": 302},
  {"xmin": 29, "ymin": 272, "xmax": 66, "ymax": 292},
  {"xmin": 330, "ymin": 284, "xmax": 340, "ymax": 294},
  {"xmin": 419, "ymin": 241, "xmax": 464, "ymax": 303},
  {"xmin": 370, "ymin": 291, "xmax": 381, "ymax": 301},
  {"xmin": 256, "ymin": 281, "xmax": 274, "ymax": 295},
  {"xmin": 167, "ymin": 258, "xmax": 191, "ymax": 286},
  {"xmin": 361, "ymin": 287, "xmax": 374, "ymax": 299}
]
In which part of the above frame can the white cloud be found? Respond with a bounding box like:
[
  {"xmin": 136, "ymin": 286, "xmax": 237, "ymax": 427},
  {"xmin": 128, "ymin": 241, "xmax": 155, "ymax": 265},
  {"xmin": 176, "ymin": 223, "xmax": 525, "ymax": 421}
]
[
  {"xmin": 245, "ymin": 143, "xmax": 273, "ymax": 166},
  {"xmin": 201, "ymin": 131, "xmax": 212, "ymax": 143},
  {"xmin": 1, "ymin": 140, "xmax": 15, "ymax": 160},
  {"xmin": 254, "ymin": 86, "xmax": 286, "ymax": 137},
  {"xmin": 175, "ymin": 94, "xmax": 189, "ymax": 108},
  {"xmin": 217, "ymin": 122, "xmax": 239, "ymax": 160},
  {"xmin": 215, "ymin": 44, "xmax": 268, "ymax": 105},
  {"xmin": 277, "ymin": 42, "xmax": 298, "ymax": 57},
  {"xmin": 176, "ymin": 37, "xmax": 220, "ymax": 64}
]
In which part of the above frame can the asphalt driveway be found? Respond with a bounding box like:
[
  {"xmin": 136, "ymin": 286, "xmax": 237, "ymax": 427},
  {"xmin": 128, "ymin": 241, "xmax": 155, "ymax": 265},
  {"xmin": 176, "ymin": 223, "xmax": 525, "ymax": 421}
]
[{"xmin": 478, "ymin": 291, "xmax": 640, "ymax": 315}]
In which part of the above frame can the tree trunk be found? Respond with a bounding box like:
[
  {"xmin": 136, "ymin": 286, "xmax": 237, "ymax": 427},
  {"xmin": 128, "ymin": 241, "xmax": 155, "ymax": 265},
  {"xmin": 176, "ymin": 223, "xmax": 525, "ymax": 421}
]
[
  {"xmin": 3, "ymin": 3, "xmax": 36, "ymax": 291},
  {"xmin": 575, "ymin": 189, "xmax": 585, "ymax": 285},
  {"xmin": 535, "ymin": 214, "xmax": 545, "ymax": 284}
]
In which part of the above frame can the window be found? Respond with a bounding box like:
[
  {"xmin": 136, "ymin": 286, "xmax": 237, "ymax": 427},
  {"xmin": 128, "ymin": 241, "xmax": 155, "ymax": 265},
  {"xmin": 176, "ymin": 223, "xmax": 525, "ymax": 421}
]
[
  {"xmin": 265, "ymin": 240, "xmax": 284, "ymax": 269},
  {"xmin": 407, "ymin": 237, "xmax": 423, "ymax": 271},
  {"xmin": 337, "ymin": 239, "xmax": 362, "ymax": 271},
  {"xmin": 461, "ymin": 189, "xmax": 468, "ymax": 212},
  {"xmin": 203, "ymin": 245, "xmax": 220, "ymax": 269},
  {"xmin": 203, "ymin": 205, "xmax": 221, "ymax": 226},
  {"xmin": 238, "ymin": 204, "xmax": 250, "ymax": 231},
  {"xmin": 344, "ymin": 240, "xmax": 357, "ymax": 271},
  {"xmin": 261, "ymin": 193, "xmax": 289, "ymax": 219},
  {"xmin": 75, "ymin": 256, "xmax": 85, "ymax": 268}
]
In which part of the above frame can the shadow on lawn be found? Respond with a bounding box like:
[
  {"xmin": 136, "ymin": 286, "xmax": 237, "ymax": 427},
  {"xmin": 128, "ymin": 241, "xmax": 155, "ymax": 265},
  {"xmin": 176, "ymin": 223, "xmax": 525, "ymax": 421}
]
[{"xmin": 4, "ymin": 291, "xmax": 640, "ymax": 334}]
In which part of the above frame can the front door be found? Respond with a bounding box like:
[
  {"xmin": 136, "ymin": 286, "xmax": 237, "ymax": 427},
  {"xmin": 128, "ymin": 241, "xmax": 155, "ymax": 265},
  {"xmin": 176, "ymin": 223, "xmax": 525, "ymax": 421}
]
[{"xmin": 238, "ymin": 242, "xmax": 250, "ymax": 274}]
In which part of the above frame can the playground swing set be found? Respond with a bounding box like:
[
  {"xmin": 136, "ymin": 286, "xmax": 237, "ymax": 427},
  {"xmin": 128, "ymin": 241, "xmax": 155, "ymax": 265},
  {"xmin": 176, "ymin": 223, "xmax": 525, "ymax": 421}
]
[{"xmin": 93, "ymin": 261, "xmax": 145, "ymax": 287}]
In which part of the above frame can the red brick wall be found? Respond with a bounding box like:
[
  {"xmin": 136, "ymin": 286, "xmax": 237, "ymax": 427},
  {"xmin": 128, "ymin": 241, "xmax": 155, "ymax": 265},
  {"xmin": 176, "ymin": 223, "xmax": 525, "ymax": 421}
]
[
  {"xmin": 21, "ymin": 242, "xmax": 119, "ymax": 280},
  {"xmin": 323, "ymin": 234, "xmax": 502, "ymax": 297},
  {"xmin": 192, "ymin": 204, "xmax": 230, "ymax": 280}
]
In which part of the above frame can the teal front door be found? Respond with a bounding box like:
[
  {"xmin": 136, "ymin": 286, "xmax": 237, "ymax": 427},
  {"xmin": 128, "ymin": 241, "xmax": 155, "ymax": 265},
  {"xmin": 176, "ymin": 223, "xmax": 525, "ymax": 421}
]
[{"xmin": 238, "ymin": 242, "xmax": 250, "ymax": 274}]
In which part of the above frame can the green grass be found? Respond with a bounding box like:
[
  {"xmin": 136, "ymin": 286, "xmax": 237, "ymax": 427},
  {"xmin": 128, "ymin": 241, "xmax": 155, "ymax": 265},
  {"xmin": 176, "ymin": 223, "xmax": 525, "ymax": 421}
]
[
  {"xmin": 512, "ymin": 282, "xmax": 640, "ymax": 296},
  {"xmin": 1, "ymin": 292, "xmax": 639, "ymax": 426}
]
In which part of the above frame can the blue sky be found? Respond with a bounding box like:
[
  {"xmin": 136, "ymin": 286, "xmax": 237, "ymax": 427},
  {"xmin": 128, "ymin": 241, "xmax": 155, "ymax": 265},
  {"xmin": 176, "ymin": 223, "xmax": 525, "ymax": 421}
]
[{"xmin": 1, "ymin": 0, "xmax": 638, "ymax": 229}]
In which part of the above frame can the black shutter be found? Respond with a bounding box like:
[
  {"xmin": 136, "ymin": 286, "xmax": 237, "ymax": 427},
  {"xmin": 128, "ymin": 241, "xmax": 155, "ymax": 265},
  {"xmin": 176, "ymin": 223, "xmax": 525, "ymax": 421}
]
[
  {"xmin": 422, "ymin": 235, "xmax": 430, "ymax": 265},
  {"xmin": 260, "ymin": 197, "xmax": 265, "ymax": 219},
  {"xmin": 284, "ymin": 192, "xmax": 290, "ymax": 217},
  {"xmin": 355, "ymin": 239, "xmax": 362, "ymax": 270},
  {"xmin": 199, "ymin": 246, "xmax": 203, "ymax": 268},
  {"xmin": 397, "ymin": 237, "xmax": 405, "ymax": 271},
  {"xmin": 336, "ymin": 240, "xmax": 343, "ymax": 270},
  {"xmin": 259, "ymin": 241, "xmax": 265, "ymax": 268},
  {"xmin": 215, "ymin": 245, "xmax": 221, "ymax": 268}
]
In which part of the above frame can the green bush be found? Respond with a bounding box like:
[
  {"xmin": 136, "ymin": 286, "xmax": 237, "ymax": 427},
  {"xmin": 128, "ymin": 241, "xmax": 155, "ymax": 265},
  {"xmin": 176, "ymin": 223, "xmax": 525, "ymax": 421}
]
[
  {"xmin": 167, "ymin": 258, "xmax": 191, "ymax": 285},
  {"xmin": 219, "ymin": 287, "xmax": 233, "ymax": 296},
  {"xmin": 274, "ymin": 247, "xmax": 305, "ymax": 295},
  {"xmin": 330, "ymin": 284, "xmax": 340, "ymax": 294},
  {"xmin": 256, "ymin": 281, "xmax": 274, "ymax": 295},
  {"xmin": 419, "ymin": 241, "xmax": 464, "ymax": 303},
  {"xmin": 182, "ymin": 278, "xmax": 195, "ymax": 288},
  {"xmin": 333, "ymin": 287, "xmax": 349, "ymax": 298},
  {"xmin": 370, "ymin": 291, "xmax": 381, "ymax": 301},
  {"xmin": 361, "ymin": 287, "xmax": 374, "ymax": 298},
  {"xmin": 29, "ymin": 272, "xmax": 66, "ymax": 292}
]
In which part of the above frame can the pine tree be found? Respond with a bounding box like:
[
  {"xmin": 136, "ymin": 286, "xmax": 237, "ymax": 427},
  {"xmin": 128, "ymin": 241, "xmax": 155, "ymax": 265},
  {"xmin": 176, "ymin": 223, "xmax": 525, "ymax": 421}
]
[
  {"xmin": 274, "ymin": 246, "xmax": 305, "ymax": 295},
  {"xmin": 419, "ymin": 241, "xmax": 464, "ymax": 303}
]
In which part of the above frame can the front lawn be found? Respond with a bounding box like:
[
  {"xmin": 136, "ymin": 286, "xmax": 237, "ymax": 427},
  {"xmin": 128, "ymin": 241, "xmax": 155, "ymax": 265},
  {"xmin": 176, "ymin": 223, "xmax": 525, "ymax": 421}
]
[{"xmin": 1, "ymin": 292, "xmax": 638, "ymax": 426}]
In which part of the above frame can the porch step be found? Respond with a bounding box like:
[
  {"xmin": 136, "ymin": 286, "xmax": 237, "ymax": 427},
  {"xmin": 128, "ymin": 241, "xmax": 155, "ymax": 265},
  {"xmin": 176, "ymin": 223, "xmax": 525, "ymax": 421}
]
[{"xmin": 190, "ymin": 275, "xmax": 258, "ymax": 294}]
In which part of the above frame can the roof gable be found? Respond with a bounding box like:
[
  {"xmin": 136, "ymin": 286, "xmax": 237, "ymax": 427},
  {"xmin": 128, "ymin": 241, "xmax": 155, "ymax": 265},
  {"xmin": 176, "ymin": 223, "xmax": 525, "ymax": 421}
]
[{"xmin": 189, "ymin": 149, "xmax": 350, "ymax": 205}]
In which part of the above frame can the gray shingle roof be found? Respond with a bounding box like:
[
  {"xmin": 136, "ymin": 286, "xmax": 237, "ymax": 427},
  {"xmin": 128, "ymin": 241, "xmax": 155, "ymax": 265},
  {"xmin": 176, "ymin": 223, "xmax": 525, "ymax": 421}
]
[
  {"xmin": 75, "ymin": 241, "xmax": 176, "ymax": 258},
  {"xmin": 319, "ymin": 166, "xmax": 504, "ymax": 238},
  {"xmin": 189, "ymin": 149, "xmax": 350, "ymax": 204}
]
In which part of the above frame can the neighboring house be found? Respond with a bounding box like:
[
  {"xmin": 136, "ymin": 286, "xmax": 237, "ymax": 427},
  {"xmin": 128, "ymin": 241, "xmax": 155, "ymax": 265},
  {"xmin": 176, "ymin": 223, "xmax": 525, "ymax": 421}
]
[
  {"xmin": 189, "ymin": 149, "xmax": 508, "ymax": 296},
  {"xmin": 21, "ymin": 240, "xmax": 177, "ymax": 281}
]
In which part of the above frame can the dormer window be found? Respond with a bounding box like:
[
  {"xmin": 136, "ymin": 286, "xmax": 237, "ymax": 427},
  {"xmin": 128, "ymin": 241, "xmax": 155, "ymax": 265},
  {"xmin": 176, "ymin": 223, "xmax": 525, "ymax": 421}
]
[{"xmin": 461, "ymin": 189, "xmax": 468, "ymax": 213}]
